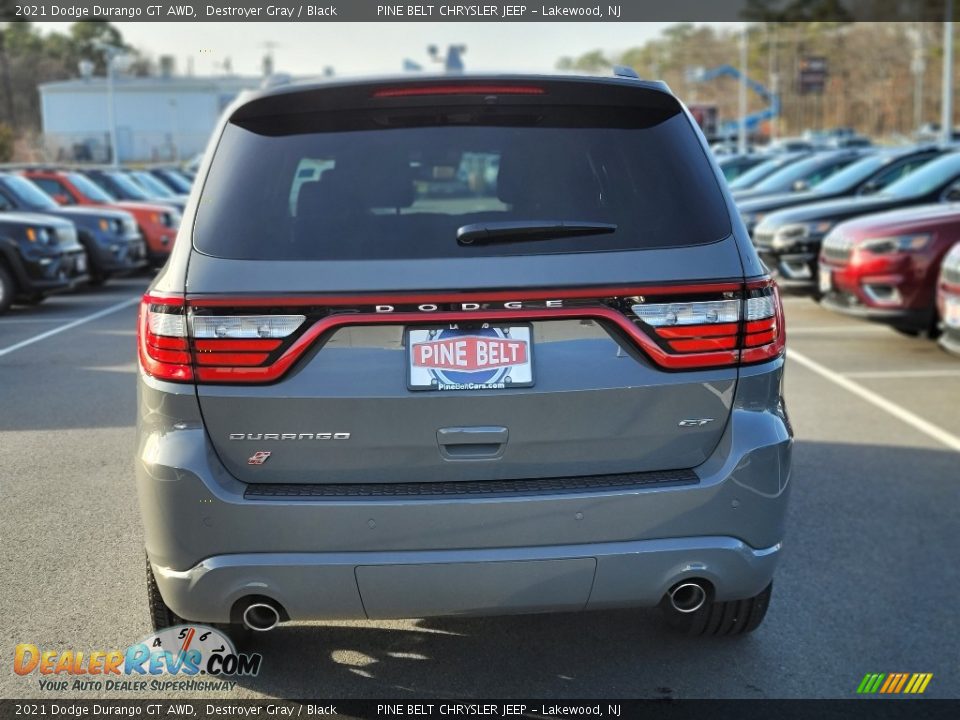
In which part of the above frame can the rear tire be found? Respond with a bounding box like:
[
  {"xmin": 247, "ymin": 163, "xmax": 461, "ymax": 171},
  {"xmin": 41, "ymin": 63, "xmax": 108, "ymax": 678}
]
[
  {"xmin": 0, "ymin": 264, "xmax": 14, "ymax": 315},
  {"xmin": 145, "ymin": 553, "xmax": 251, "ymax": 645},
  {"xmin": 661, "ymin": 581, "xmax": 773, "ymax": 636}
]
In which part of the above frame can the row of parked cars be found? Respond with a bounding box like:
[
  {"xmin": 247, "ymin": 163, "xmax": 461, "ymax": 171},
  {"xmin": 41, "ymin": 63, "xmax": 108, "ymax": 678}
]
[
  {"xmin": 0, "ymin": 166, "xmax": 192, "ymax": 314},
  {"xmin": 717, "ymin": 144, "xmax": 960, "ymax": 356}
]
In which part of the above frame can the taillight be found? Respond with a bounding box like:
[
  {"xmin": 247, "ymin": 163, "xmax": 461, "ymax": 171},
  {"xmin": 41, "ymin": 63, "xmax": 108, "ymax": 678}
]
[
  {"xmin": 138, "ymin": 293, "xmax": 192, "ymax": 382},
  {"xmin": 627, "ymin": 277, "xmax": 785, "ymax": 368},
  {"xmin": 740, "ymin": 280, "xmax": 786, "ymax": 364},
  {"xmin": 190, "ymin": 314, "xmax": 304, "ymax": 380},
  {"xmin": 137, "ymin": 293, "xmax": 305, "ymax": 383}
]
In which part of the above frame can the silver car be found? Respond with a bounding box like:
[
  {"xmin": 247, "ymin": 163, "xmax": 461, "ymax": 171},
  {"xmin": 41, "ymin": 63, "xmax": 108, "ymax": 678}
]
[{"xmin": 137, "ymin": 72, "xmax": 792, "ymax": 639}]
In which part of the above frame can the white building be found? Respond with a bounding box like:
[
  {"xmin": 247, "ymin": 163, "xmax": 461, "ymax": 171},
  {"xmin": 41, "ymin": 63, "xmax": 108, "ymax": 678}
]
[{"xmin": 38, "ymin": 75, "xmax": 265, "ymax": 164}]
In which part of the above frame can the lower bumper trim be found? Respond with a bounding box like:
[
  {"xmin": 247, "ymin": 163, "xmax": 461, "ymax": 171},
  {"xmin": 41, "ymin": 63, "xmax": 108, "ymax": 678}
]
[{"xmin": 244, "ymin": 469, "xmax": 699, "ymax": 500}]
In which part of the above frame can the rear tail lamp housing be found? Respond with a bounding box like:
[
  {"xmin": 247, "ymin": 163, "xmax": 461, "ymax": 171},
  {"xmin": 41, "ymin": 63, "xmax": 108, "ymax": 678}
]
[{"xmin": 137, "ymin": 278, "xmax": 785, "ymax": 384}]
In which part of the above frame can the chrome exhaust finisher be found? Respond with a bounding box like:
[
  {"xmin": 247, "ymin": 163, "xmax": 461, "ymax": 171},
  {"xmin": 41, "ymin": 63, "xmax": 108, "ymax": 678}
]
[
  {"xmin": 668, "ymin": 582, "xmax": 707, "ymax": 614},
  {"xmin": 242, "ymin": 602, "xmax": 281, "ymax": 631}
]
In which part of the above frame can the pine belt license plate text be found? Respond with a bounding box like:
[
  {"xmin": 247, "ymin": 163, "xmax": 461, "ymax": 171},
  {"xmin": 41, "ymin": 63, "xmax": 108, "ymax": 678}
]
[{"xmin": 407, "ymin": 325, "xmax": 533, "ymax": 391}]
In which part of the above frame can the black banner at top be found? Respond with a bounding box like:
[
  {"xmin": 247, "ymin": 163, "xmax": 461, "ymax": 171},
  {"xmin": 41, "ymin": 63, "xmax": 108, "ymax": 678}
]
[{"xmin": 1, "ymin": 0, "xmax": 958, "ymax": 23}]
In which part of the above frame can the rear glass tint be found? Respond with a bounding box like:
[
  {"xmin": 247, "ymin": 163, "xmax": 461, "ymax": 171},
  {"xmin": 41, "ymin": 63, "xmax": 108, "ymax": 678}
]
[{"xmin": 194, "ymin": 99, "xmax": 731, "ymax": 260}]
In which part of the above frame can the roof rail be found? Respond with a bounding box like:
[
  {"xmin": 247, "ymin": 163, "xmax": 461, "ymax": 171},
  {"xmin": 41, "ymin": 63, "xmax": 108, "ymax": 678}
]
[{"xmin": 613, "ymin": 65, "xmax": 640, "ymax": 80}]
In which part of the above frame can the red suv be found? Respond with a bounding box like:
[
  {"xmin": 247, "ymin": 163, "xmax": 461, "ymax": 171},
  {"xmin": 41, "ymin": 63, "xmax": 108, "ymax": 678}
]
[
  {"xmin": 818, "ymin": 204, "xmax": 960, "ymax": 335},
  {"xmin": 23, "ymin": 169, "xmax": 180, "ymax": 266}
]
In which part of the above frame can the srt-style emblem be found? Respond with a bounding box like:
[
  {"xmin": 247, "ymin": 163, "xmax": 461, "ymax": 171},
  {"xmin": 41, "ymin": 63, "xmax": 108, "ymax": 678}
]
[{"xmin": 247, "ymin": 451, "xmax": 272, "ymax": 465}]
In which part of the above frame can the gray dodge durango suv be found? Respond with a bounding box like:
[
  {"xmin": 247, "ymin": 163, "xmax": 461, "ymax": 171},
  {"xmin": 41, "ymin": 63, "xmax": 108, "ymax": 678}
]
[{"xmin": 137, "ymin": 73, "xmax": 792, "ymax": 639}]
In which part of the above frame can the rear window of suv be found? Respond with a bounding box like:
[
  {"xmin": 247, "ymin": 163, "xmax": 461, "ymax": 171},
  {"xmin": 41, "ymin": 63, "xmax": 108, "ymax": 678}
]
[{"xmin": 194, "ymin": 93, "xmax": 731, "ymax": 260}]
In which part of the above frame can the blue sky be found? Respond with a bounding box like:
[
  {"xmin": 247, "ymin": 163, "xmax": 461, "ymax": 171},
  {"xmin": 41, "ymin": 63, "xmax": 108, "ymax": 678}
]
[{"xmin": 39, "ymin": 22, "xmax": 738, "ymax": 77}]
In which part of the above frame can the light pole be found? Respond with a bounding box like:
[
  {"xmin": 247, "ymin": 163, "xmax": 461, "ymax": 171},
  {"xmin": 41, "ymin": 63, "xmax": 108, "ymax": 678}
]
[
  {"xmin": 943, "ymin": 2, "xmax": 954, "ymax": 145},
  {"xmin": 92, "ymin": 42, "xmax": 123, "ymax": 166},
  {"xmin": 910, "ymin": 26, "xmax": 926, "ymax": 134},
  {"xmin": 738, "ymin": 27, "xmax": 748, "ymax": 154}
]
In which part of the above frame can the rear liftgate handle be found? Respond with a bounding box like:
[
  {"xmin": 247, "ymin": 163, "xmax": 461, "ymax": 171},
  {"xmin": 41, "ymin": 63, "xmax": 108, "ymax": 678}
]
[{"xmin": 437, "ymin": 426, "xmax": 509, "ymax": 460}]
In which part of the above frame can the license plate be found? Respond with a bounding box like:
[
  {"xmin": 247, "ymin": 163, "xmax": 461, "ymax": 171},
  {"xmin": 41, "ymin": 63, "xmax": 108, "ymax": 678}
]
[
  {"xmin": 75, "ymin": 254, "xmax": 87, "ymax": 273},
  {"xmin": 407, "ymin": 325, "xmax": 533, "ymax": 391},
  {"xmin": 819, "ymin": 266, "xmax": 833, "ymax": 293},
  {"xmin": 946, "ymin": 297, "xmax": 960, "ymax": 328}
]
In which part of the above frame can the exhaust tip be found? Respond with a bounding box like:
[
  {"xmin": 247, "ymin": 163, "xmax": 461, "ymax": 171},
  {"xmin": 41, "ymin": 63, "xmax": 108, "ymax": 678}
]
[
  {"xmin": 668, "ymin": 581, "xmax": 707, "ymax": 614},
  {"xmin": 242, "ymin": 602, "xmax": 281, "ymax": 631}
]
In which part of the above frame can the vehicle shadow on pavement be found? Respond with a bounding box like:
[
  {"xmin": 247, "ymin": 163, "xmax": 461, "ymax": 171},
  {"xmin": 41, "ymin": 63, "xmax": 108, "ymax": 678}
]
[
  {"xmin": 229, "ymin": 608, "xmax": 745, "ymax": 699},
  {"xmin": 225, "ymin": 439, "xmax": 960, "ymax": 699}
]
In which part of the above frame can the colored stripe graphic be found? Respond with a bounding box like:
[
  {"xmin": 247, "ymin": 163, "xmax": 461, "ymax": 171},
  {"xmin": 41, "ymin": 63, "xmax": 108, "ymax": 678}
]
[{"xmin": 857, "ymin": 673, "xmax": 932, "ymax": 694}]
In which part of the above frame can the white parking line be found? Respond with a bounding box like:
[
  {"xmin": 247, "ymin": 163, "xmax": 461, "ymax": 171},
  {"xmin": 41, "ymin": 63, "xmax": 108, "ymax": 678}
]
[
  {"xmin": 846, "ymin": 369, "xmax": 960, "ymax": 379},
  {"xmin": 789, "ymin": 325, "xmax": 890, "ymax": 335},
  {"xmin": 0, "ymin": 318, "xmax": 83, "ymax": 324},
  {"xmin": 789, "ymin": 349, "xmax": 960, "ymax": 453},
  {"xmin": 0, "ymin": 297, "xmax": 140, "ymax": 358}
]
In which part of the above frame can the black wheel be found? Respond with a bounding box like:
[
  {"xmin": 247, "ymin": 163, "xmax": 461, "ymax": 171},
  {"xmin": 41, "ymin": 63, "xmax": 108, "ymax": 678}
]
[
  {"xmin": 145, "ymin": 553, "xmax": 251, "ymax": 644},
  {"xmin": 88, "ymin": 272, "xmax": 109, "ymax": 287},
  {"xmin": 661, "ymin": 581, "xmax": 773, "ymax": 637},
  {"xmin": 0, "ymin": 264, "xmax": 14, "ymax": 315}
]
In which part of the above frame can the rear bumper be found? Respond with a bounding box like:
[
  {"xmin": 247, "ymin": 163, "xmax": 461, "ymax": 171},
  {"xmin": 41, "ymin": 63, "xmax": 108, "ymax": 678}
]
[
  {"xmin": 137, "ymin": 359, "xmax": 792, "ymax": 622},
  {"xmin": 151, "ymin": 537, "xmax": 781, "ymax": 622}
]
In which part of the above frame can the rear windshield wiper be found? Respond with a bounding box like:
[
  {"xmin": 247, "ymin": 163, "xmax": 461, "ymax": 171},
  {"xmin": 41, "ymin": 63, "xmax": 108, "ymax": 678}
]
[{"xmin": 456, "ymin": 220, "xmax": 617, "ymax": 246}]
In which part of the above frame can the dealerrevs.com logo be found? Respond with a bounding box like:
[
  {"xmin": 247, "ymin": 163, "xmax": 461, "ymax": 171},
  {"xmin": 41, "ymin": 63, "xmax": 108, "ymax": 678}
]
[{"xmin": 14, "ymin": 625, "xmax": 261, "ymax": 692}]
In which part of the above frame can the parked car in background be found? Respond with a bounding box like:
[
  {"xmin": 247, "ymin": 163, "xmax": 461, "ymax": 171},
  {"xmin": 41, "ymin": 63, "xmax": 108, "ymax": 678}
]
[
  {"xmin": 727, "ymin": 151, "xmax": 812, "ymax": 191},
  {"xmin": 0, "ymin": 212, "xmax": 88, "ymax": 314},
  {"xmin": 147, "ymin": 168, "xmax": 193, "ymax": 195},
  {"xmin": 826, "ymin": 135, "xmax": 872, "ymax": 149},
  {"xmin": 81, "ymin": 169, "xmax": 187, "ymax": 214},
  {"xmin": 0, "ymin": 173, "xmax": 145, "ymax": 285},
  {"xmin": 738, "ymin": 146, "xmax": 943, "ymax": 234},
  {"xmin": 763, "ymin": 137, "xmax": 816, "ymax": 153},
  {"xmin": 752, "ymin": 151, "xmax": 960, "ymax": 291},
  {"xmin": 819, "ymin": 204, "xmax": 960, "ymax": 336},
  {"xmin": 731, "ymin": 150, "xmax": 868, "ymax": 202},
  {"xmin": 125, "ymin": 170, "xmax": 189, "ymax": 207},
  {"xmin": 23, "ymin": 169, "xmax": 180, "ymax": 267},
  {"xmin": 937, "ymin": 241, "xmax": 960, "ymax": 353},
  {"xmin": 716, "ymin": 154, "xmax": 767, "ymax": 183}
]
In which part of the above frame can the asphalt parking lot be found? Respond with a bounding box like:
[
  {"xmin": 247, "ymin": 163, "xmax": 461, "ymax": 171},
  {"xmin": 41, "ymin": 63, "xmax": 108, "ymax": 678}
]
[{"xmin": 1, "ymin": 278, "xmax": 958, "ymax": 700}]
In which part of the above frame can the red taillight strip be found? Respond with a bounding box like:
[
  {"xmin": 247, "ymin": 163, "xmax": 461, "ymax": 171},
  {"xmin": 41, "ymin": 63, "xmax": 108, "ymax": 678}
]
[
  {"xmin": 193, "ymin": 339, "xmax": 283, "ymax": 352},
  {"xmin": 372, "ymin": 85, "xmax": 545, "ymax": 98},
  {"xmin": 194, "ymin": 307, "xmax": 740, "ymax": 382},
  {"xmin": 655, "ymin": 322, "xmax": 739, "ymax": 339},
  {"xmin": 186, "ymin": 282, "xmax": 744, "ymax": 308},
  {"xmin": 668, "ymin": 337, "xmax": 738, "ymax": 352},
  {"xmin": 196, "ymin": 352, "xmax": 270, "ymax": 366}
]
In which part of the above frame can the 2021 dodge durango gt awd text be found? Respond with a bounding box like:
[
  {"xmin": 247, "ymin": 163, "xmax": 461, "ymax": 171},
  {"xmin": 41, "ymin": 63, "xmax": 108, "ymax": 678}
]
[{"xmin": 137, "ymin": 74, "xmax": 792, "ymax": 639}]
